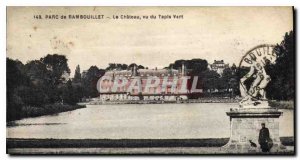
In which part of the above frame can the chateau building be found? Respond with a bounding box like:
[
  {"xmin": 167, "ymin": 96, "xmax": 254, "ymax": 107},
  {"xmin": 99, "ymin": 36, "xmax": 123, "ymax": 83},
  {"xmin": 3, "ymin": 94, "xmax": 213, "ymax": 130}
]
[{"xmin": 99, "ymin": 64, "xmax": 189, "ymax": 102}]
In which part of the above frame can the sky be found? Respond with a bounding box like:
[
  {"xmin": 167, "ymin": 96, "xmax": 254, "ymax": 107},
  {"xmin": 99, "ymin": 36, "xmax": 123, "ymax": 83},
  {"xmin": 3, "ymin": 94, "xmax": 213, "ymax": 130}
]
[{"xmin": 7, "ymin": 7, "xmax": 293, "ymax": 76}]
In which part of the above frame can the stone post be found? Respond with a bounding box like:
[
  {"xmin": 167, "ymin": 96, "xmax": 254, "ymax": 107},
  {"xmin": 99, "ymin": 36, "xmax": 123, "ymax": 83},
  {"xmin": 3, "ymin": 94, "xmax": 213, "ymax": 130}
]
[{"xmin": 223, "ymin": 107, "xmax": 286, "ymax": 153}]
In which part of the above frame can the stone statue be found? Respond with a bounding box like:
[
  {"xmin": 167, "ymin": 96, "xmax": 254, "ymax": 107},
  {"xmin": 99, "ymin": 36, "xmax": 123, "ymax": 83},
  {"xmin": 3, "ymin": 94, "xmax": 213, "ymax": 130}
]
[
  {"xmin": 224, "ymin": 45, "xmax": 285, "ymax": 153},
  {"xmin": 239, "ymin": 45, "xmax": 277, "ymax": 107}
]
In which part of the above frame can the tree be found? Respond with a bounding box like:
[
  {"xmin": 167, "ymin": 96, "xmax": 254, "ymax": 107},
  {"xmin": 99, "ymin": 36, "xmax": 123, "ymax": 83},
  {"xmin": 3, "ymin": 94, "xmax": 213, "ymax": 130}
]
[
  {"xmin": 187, "ymin": 59, "xmax": 208, "ymax": 75},
  {"xmin": 167, "ymin": 59, "xmax": 208, "ymax": 98},
  {"xmin": 128, "ymin": 63, "xmax": 145, "ymax": 70},
  {"xmin": 61, "ymin": 80, "xmax": 78, "ymax": 105},
  {"xmin": 266, "ymin": 31, "xmax": 294, "ymax": 100},
  {"xmin": 25, "ymin": 60, "xmax": 51, "ymax": 86},
  {"xmin": 137, "ymin": 65, "xmax": 145, "ymax": 69},
  {"xmin": 7, "ymin": 58, "xmax": 28, "ymax": 121},
  {"xmin": 202, "ymin": 70, "xmax": 220, "ymax": 95},
  {"xmin": 167, "ymin": 59, "xmax": 208, "ymax": 75},
  {"xmin": 106, "ymin": 63, "xmax": 129, "ymax": 70},
  {"xmin": 221, "ymin": 67, "xmax": 239, "ymax": 97},
  {"xmin": 39, "ymin": 54, "xmax": 71, "ymax": 102},
  {"xmin": 82, "ymin": 66, "xmax": 105, "ymax": 98},
  {"xmin": 170, "ymin": 60, "xmax": 185, "ymax": 70},
  {"xmin": 73, "ymin": 65, "xmax": 81, "ymax": 83},
  {"xmin": 15, "ymin": 85, "xmax": 49, "ymax": 106},
  {"xmin": 40, "ymin": 54, "xmax": 70, "ymax": 86},
  {"xmin": 7, "ymin": 55, "xmax": 85, "ymax": 121}
]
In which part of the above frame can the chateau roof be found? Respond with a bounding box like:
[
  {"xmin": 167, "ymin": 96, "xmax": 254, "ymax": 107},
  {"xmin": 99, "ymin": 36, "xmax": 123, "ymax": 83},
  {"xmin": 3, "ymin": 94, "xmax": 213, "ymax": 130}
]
[{"xmin": 104, "ymin": 68, "xmax": 180, "ymax": 77}]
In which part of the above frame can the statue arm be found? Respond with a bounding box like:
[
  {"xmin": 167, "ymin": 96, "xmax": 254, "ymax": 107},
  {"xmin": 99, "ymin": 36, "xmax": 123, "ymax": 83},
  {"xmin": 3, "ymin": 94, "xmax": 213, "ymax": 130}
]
[
  {"xmin": 261, "ymin": 66, "xmax": 268, "ymax": 78},
  {"xmin": 241, "ymin": 65, "xmax": 255, "ymax": 83}
]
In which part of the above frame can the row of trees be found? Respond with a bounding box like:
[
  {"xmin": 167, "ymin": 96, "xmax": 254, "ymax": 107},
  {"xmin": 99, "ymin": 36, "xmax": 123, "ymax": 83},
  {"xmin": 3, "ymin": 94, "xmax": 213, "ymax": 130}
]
[
  {"xmin": 7, "ymin": 54, "xmax": 74, "ymax": 121},
  {"xmin": 105, "ymin": 63, "xmax": 146, "ymax": 71},
  {"xmin": 165, "ymin": 59, "xmax": 239, "ymax": 98},
  {"xmin": 73, "ymin": 65, "xmax": 105, "ymax": 98},
  {"xmin": 7, "ymin": 54, "xmax": 108, "ymax": 121},
  {"xmin": 7, "ymin": 56, "xmax": 147, "ymax": 120}
]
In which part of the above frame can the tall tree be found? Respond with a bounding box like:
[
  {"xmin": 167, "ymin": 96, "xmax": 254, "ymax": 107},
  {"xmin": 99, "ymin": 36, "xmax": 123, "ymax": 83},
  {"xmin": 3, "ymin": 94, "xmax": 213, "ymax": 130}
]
[
  {"xmin": 73, "ymin": 65, "xmax": 81, "ymax": 83},
  {"xmin": 40, "ymin": 54, "xmax": 70, "ymax": 85},
  {"xmin": 62, "ymin": 80, "xmax": 78, "ymax": 105},
  {"xmin": 202, "ymin": 70, "xmax": 220, "ymax": 94},
  {"xmin": 82, "ymin": 66, "xmax": 105, "ymax": 98},
  {"xmin": 7, "ymin": 58, "xmax": 27, "ymax": 121},
  {"xmin": 221, "ymin": 67, "xmax": 239, "ymax": 97},
  {"xmin": 25, "ymin": 60, "xmax": 50, "ymax": 86},
  {"xmin": 266, "ymin": 31, "xmax": 294, "ymax": 100}
]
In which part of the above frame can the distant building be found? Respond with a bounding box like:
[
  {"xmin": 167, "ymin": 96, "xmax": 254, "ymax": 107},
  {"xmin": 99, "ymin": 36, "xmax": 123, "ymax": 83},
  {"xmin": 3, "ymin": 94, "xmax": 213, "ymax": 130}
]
[{"xmin": 209, "ymin": 60, "xmax": 229, "ymax": 75}]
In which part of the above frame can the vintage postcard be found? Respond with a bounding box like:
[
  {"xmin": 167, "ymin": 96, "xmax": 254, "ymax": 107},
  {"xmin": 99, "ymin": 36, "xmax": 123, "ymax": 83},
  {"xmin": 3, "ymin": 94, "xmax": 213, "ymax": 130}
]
[{"xmin": 6, "ymin": 6, "xmax": 295, "ymax": 155}]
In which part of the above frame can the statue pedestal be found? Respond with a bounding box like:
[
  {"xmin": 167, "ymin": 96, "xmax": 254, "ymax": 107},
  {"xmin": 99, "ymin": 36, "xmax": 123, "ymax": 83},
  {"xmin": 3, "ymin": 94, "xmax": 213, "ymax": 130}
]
[{"xmin": 223, "ymin": 107, "xmax": 286, "ymax": 153}]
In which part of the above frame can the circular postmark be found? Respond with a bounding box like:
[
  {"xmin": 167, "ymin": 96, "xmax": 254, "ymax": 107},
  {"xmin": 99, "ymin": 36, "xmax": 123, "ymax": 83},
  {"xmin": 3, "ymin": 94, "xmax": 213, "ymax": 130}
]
[{"xmin": 238, "ymin": 44, "xmax": 276, "ymax": 68}]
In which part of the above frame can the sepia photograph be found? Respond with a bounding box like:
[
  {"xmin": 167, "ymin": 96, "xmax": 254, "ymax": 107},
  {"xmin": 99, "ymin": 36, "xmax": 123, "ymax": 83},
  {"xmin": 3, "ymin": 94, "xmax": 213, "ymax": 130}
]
[{"xmin": 6, "ymin": 6, "xmax": 295, "ymax": 155}]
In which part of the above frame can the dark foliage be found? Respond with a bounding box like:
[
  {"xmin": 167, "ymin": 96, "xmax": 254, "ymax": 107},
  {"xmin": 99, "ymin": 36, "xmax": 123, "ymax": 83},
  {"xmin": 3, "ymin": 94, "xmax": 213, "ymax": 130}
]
[
  {"xmin": 73, "ymin": 65, "xmax": 81, "ymax": 83},
  {"xmin": 105, "ymin": 63, "xmax": 145, "ymax": 71},
  {"xmin": 7, "ymin": 55, "xmax": 80, "ymax": 121},
  {"xmin": 265, "ymin": 31, "xmax": 294, "ymax": 100},
  {"xmin": 167, "ymin": 59, "xmax": 239, "ymax": 98},
  {"xmin": 81, "ymin": 66, "xmax": 105, "ymax": 98}
]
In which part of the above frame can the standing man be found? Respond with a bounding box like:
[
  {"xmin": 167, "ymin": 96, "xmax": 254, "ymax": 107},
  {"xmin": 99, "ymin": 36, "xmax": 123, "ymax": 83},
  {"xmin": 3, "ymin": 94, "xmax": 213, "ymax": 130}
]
[{"xmin": 259, "ymin": 123, "xmax": 272, "ymax": 152}]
